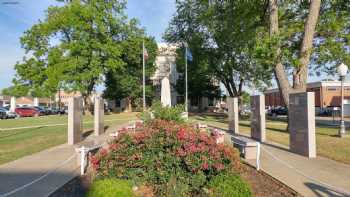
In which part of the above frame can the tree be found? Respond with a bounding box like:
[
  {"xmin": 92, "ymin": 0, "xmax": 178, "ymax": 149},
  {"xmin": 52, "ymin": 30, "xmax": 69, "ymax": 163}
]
[
  {"xmin": 164, "ymin": 0, "xmax": 273, "ymax": 101},
  {"xmin": 103, "ymin": 36, "xmax": 158, "ymax": 112},
  {"xmin": 173, "ymin": 41, "xmax": 221, "ymax": 111},
  {"xmin": 257, "ymin": 0, "xmax": 350, "ymax": 107},
  {"xmin": 13, "ymin": 0, "xmax": 138, "ymax": 112}
]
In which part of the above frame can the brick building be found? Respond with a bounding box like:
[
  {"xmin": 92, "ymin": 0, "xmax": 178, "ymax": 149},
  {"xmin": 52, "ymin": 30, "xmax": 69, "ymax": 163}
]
[{"xmin": 265, "ymin": 81, "xmax": 350, "ymax": 109}]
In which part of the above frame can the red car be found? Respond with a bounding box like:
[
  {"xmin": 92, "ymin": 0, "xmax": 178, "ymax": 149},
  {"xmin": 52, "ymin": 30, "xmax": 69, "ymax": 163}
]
[{"xmin": 15, "ymin": 107, "xmax": 39, "ymax": 117}]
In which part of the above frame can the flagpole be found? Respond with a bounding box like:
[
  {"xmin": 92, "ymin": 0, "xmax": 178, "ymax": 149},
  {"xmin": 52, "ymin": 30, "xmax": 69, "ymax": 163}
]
[
  {"xmin": 185, "ymin": 47, "xmax": 188, "ymax": 112},
  {"xmin": 142, "ymin": 40, "xmax": 146, "ymax": 111}
]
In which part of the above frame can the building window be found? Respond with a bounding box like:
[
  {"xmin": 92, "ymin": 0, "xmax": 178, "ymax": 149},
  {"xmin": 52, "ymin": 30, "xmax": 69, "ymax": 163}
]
[
  {"xmin": 115, "ymin": 99, "xmax": 121, "ymax": 108},
  {"xmin": 327, "ymin": 87, "xmax": 338, "ymax": 91},
  {"xmin": 176, "ymin": 96, "xmax": 184, "ymax": 104},
  {"xmin": 191, "ymin": 98, "xmax": 199, "ymax": 106},
  {"xmin": 208, "ymin": 97, "xmax": 214, "ymax": 106}
]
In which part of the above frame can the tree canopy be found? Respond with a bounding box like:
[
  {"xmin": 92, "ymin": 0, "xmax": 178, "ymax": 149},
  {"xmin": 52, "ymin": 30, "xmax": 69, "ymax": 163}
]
[
  {"xmin": 255, "ymin": 0, "xmax": 350, "ymax": 106},
  {"xmin": 12, "ymin": 0, "xmax": 156, "ymax": 110},
  {"xmin": 164, "ymin": 0, "xmax": 273, "ymax": 99}
]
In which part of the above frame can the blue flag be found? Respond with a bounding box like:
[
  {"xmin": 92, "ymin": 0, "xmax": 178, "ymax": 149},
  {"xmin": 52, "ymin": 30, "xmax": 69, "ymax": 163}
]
[{"xmin": 186, "ymin": 48, "xmax": 193, "ymax": 62}]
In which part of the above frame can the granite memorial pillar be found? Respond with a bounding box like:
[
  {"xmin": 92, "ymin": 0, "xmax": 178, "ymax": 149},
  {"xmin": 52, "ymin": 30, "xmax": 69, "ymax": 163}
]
[
  {"xmin": 251, "ymin": 95, "xmax": 266, "ymax": 142},
  {"xmin": 289, "ymin": 92, "xmax": 316, "ymax": 158}
]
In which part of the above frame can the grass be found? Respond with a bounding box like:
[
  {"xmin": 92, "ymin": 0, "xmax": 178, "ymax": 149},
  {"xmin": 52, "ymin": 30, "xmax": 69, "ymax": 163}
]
[
  {"xmin": 0, "ymin": 113, "xmax": 138, "ymax": 165},
  {"xmin": 190, "ymin": 114, "xmax": 350, "ymax": 165}
]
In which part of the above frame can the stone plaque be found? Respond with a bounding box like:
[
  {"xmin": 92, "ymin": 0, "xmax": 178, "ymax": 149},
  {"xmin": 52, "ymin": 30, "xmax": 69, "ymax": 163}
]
[
  {"xmin": 68, "ymin": 97, "xmax": 83, "ymax": 145},
  {"xmin": 250, "ymin": 95, "xmax": 266, "ymax": 142},
  {"xmin": 227, "ymin": 97, "xmax": 239, "ymax": 134},
  {"xmin": 289, "ymin": 92, "xmax": 316, "ymax": 158},
  {"xmin": 94, "ymin": 97, "xmax": 104, "ymax": 136}
]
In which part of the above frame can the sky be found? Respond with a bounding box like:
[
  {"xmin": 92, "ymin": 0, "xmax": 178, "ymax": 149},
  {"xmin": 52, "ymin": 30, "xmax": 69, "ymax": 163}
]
[{"xmin": 0, "ymin": 0, "xmax": 176, "ymax": 91}]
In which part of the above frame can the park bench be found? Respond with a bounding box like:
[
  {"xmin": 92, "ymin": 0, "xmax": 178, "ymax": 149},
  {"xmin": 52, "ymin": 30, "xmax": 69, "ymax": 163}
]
[{"xmin": 231, "ymin": 135, "xmax": 258, "ymax": 160}]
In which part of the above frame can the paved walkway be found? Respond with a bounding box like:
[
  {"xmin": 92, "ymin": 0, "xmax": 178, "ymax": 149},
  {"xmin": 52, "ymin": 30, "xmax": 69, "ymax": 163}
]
[
  {"xmin": 220, "ymin": 130, "xmax": 350, "ymax": 197},
  {"xmin": 0, "ymin": 121, "xmax": 131, "ymax": 197},
  {"xmin": 252, "ymin": 142, "xmax": 350, "ymax": 197}
]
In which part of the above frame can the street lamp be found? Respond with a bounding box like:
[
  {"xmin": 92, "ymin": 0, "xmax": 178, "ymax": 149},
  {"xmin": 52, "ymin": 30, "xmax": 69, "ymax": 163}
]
[{"xmin": 337, "ymin": 63, "xmax": 348, "ymax": 137}]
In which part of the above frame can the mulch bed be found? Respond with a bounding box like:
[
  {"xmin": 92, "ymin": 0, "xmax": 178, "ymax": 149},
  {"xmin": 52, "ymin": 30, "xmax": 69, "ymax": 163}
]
[
  {"xmin": 50, "ymin": 163, "xmax": 300, "ymax": 197},
  {"xmin": 239, "ymin": 163, "xmax": 301, "ymax": 197}
]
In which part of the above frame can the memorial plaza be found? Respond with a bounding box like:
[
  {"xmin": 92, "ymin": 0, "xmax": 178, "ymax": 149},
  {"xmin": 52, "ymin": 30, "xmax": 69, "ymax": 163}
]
[{"xmin": 0, "ymin": 0, "xmax": 349, "ymax": 197}]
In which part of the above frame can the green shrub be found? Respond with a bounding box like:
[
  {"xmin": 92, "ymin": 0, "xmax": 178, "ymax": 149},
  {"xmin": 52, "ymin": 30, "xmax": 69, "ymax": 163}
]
[
  {"xmin": 87, "ymin": 178, "xmax": 133, "ymax": 197},
  {"xmin": 208, "ymin": 173, "xmax": 252, "ymax": 197},
  {"xmin": 151, "ymin": 101, "xmax": 185, "ymax": 122},
  {"xmin": 91, "ymin": 120, "xmax": 242, "ymax": 196}
]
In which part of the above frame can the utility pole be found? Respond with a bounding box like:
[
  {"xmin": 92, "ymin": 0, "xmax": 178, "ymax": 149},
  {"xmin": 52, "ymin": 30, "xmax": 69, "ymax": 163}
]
[
  {"xmin": 142, "ymin": 40, "xmax": 146, "ymax": 111},
  {"xmin": 185, "ymin": 47, "xmax": 188, "ymax": 112}
]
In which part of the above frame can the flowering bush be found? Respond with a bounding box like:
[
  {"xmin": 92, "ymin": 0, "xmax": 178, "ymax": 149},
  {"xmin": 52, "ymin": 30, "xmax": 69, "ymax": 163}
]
[{"xmin": 90, "ymin": 119, "xmax": 244, "ymax": 196}]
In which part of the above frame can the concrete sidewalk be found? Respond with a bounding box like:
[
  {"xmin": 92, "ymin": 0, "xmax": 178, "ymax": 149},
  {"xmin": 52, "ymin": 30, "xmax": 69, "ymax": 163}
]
[
  {"xmin": 251, "ymin": 142, "xmax": 350, "ymax": 197},
  {"xmin": 0, "ymin": 121, "xmax": 130, "ymax": 197},
  {"xmin": 222, "ymin": 130, "xmax": 350, "ymax": 197}
]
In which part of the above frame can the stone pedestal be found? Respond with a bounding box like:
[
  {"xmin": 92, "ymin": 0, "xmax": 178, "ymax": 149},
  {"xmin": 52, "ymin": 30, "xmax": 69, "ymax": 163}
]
[
  {"xmin": 94, "ymin": 97, "xmax": 104, "ymax": 136},
  {"xmin": 161, "ymin": 76, "xmax": 171, "ymax": 107},
  {"xmin": 33, "ymin": 97, "xmax": 39, "ymax": 107},
  {"xmin": 289, "ymin": 92, "xmax": 316, "ymax": 158},
  {"xmin": 251, "ymin": 95, "xmax": 266, "ymax": 142},
  {"xmin": 10, "ymin": 97, "xmax": 16, "ymax": 112},
  {"xmin": 68, "ymin": 97, "xmax": 83, "ymax": 145},
  {"xmin": 227, "ymin": 97, "xmax": 239, "ymax": 134}
]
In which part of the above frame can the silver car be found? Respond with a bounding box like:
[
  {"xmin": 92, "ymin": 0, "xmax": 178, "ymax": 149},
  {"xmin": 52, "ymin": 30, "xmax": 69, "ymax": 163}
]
[{"xmin": 0, "ymin": 107, "xmax": 17, "ymax": 119}]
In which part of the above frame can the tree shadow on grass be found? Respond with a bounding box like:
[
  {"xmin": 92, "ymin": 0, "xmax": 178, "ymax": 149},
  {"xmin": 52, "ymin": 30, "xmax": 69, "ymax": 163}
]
[
  {"xmin": 82, "ymin": 126, "xmax": 109, "ymax": 139},
  {"xmin": 239, "ymin": 122, "xmax": 288, "ymax": 134},
  {"xmin": 304, "ymin": 182, "xmax": 350, "ymax": 197}
]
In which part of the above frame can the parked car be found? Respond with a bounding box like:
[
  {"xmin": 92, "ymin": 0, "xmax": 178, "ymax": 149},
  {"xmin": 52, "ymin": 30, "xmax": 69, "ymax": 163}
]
[
  {"xmin": 15, "ymin": 107, "xmax": 39, "ymax": 117},
  {"xmin": 33, "ymin": 106, "xmax": 48, "ymax": 116},
  {"xmin": 0, "ymin": 109, "xmax": 6, "ymax": 119},
  {"xmin": 49, "ymin": 107, "xmax": 65, "ymax": 115},
  {"xmin": 0, "ymin": 107, "xmax": 17, "ymax": 119},
  {"xmin": 267, "ymin": 107, "xmax": 288, "ymax": 117}
]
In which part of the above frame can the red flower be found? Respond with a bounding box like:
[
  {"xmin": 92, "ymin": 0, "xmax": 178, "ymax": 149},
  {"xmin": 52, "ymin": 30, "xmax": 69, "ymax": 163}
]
[
  {"xmin": 100, "ymin": 148, "xmax": 108, "ymax": 157},
  {"xmin": 109, "ymin": 143, "xmax": 118, "ymax": 151},
  {"xmin": 90, "ymin": 155, "xmax": 100, "ymax": 170},
  {"xmin": 201, "ymin": 162, "xmax": 209, "ymax": 170},
  {"xmin": 213, "ymin": 163, "xmax": 225, "ymax": 171},
  {"xmin": 176, "ymin": 148, "xmax": 187, "ymax": 157},
  {"xmin": 177, "ymin": 128, "xmax": 186, "ymax": 140}
]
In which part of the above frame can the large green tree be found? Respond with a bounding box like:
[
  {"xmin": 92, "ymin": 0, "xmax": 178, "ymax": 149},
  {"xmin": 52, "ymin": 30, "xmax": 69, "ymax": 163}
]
[
  {"xmin": 13, "ymin": 0, "xmax": 149, "ymax": 111},
  {"xmin": 103, "ymin": 36, "xmax": 158, "ymax": 112},
  {"xmin": 165, "ymin": 0, "xmax": 273, "ymax": 100}
]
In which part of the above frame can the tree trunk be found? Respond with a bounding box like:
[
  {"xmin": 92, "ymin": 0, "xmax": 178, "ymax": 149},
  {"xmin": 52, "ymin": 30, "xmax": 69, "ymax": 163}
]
[
  {"xmin": 293, "ymin": 0, "xmax": 321, "ymax": 91},
  {"xmin": 269, "ymin": 0, "xmax": 291, "ymax": 107},
  {"xmin": 82, "ymin": 94, "xmax": 92, "ymax": 115},
  {"xmin": 269, "ymin": 0, "xmax": 321, "ymax": 106}
]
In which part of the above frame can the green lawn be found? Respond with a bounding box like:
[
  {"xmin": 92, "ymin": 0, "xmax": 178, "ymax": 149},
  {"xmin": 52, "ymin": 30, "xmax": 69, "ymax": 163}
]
[
  {"xmin": 190, "ymin": 114, "xmax": 350, "ymax": 165},
  {"xmin": 0, "ymin": 113, "xmax": 138, "ymax": 165}
]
